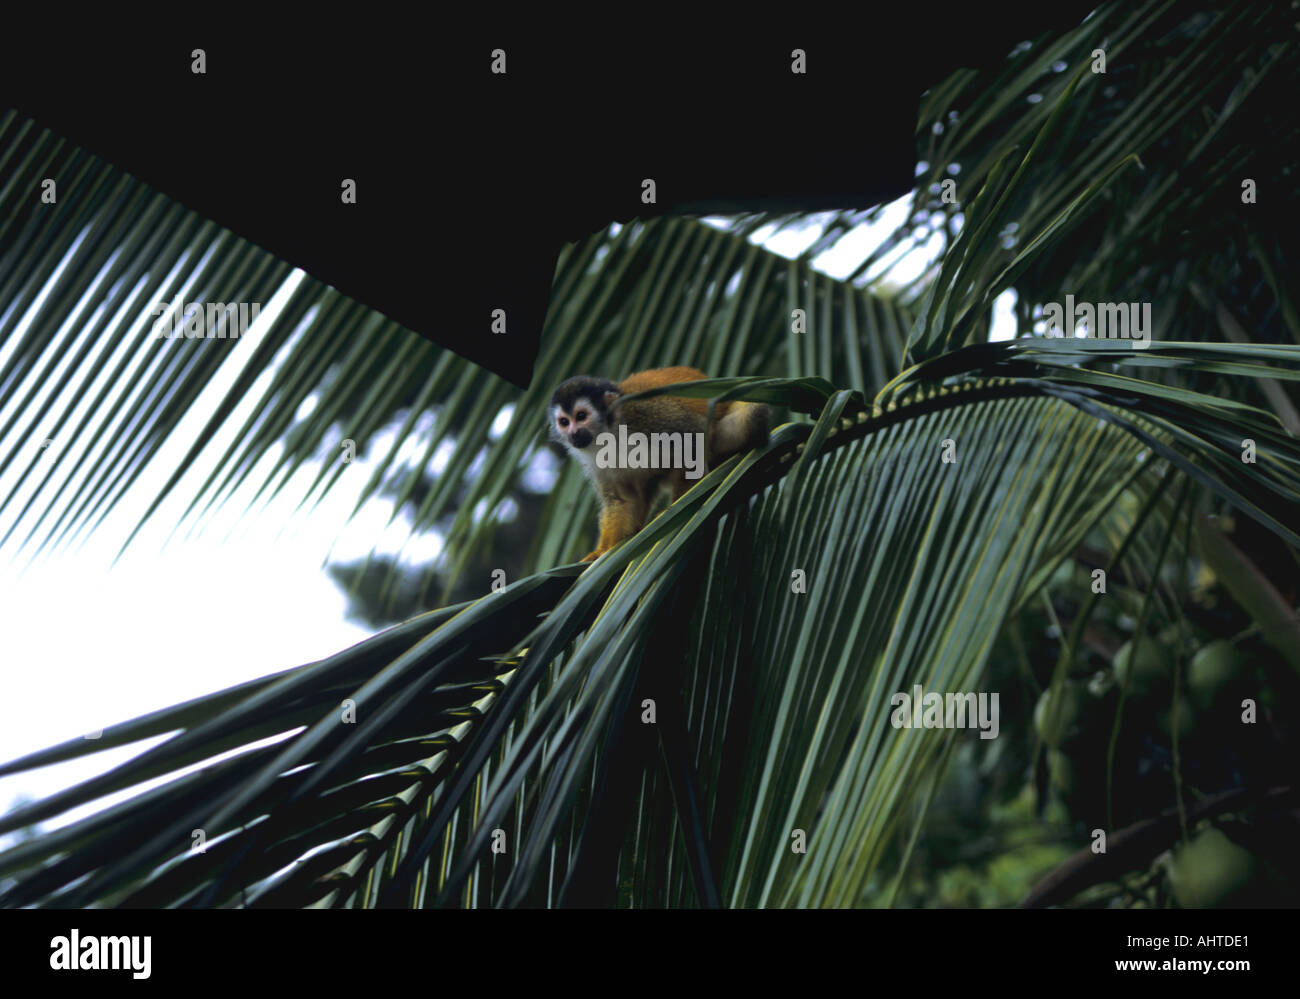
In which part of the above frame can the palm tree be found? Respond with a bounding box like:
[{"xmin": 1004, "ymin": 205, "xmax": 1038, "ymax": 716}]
[{"xmin": 1, "ymin": 0, "xmax": 1297, "ymax": 907}]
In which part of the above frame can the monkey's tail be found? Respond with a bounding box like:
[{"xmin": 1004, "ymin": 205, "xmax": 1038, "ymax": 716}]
[{"xmin": 711, "ymin": 401, "xmax": 771, "ymax": 463}]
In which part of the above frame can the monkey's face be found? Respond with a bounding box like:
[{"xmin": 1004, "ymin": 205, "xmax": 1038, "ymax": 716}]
[
  {"xmin": 549, "ymin": 377, "xmax": 621, "ymax": 454},
  {"xmin": 551, "ymin": 396, "xmax": 606, "ymax": 451}
]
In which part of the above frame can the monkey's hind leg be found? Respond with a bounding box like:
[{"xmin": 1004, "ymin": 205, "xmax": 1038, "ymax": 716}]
[
  {"xmin": 709, "ymin": 401, "xmax": 772, "ymax": 466},
  {"xmin": 582, "ymin": 491, "xmax": 649, "ymax": 562}
]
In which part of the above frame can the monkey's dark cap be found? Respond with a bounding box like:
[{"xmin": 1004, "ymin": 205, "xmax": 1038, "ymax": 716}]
[{"xmin": 551, "ymin": 376, "xmax": 621, "ymax": 411}]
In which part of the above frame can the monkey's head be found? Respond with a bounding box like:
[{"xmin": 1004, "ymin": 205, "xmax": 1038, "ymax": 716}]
[{"xmin": 549, "ymin": 376, "xmax": 622, "ymax": 453}]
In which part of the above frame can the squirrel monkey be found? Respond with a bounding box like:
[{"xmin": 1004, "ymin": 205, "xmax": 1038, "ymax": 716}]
[{"xmin": 549, "ymin": 366, "xmax": 771, "ymax": 562}]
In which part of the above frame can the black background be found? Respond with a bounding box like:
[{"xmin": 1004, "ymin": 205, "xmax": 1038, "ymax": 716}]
[{"xmin": 1, "ymin": 10, "xmax": 1097, "ymax": 387}]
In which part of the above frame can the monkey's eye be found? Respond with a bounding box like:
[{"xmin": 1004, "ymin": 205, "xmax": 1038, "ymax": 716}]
[
  {"xmin": 558, "ymin": 417, "xmax": 569, "ymax": 429},
  {"xmin": 574, "ymin": 410, "xmax": 588, "ymax": 421}
]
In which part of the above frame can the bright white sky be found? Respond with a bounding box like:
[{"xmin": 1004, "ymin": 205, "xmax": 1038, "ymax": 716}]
[{"xmin": 0, "ymin": 184, "xmax": 1020, "ymax": 842}]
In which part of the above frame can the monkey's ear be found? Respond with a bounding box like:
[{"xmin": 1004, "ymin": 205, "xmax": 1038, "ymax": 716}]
[{"xmin": 603, "ymin": 390, "xmax": 620, "ymax": 409}]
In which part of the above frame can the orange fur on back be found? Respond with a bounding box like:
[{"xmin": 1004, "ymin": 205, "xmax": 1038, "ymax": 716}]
[{"xmin": 619, "ymin": 366, "xmax": 716, "ymax": 419}]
